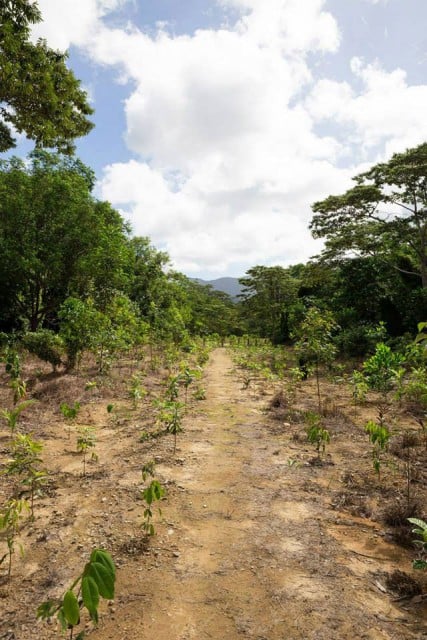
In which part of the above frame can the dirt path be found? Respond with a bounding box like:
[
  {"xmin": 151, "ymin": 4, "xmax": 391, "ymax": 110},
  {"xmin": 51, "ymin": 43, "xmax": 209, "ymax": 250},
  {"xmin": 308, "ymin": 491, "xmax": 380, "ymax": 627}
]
[
  {"xmin": 1, "ymin": 347, "xmax": 426, "ymax": 639},
  {"xmin": 90, "ymin": 348, "xmax": 426, "ymax": 640}
]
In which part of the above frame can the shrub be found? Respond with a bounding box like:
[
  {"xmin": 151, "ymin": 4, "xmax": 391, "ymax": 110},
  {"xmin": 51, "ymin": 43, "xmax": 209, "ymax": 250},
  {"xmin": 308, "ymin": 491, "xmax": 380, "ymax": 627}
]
[{"xmin": 23, "ymin": 330, "xmax": 64, "ymax": 371}]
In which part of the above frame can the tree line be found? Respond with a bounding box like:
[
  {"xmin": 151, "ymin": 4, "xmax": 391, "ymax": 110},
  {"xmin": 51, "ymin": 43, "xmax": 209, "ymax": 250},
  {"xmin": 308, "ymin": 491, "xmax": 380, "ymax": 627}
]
[{"xmin": 1, "ymin": 0, "xmax": 427, "ymax": 359}]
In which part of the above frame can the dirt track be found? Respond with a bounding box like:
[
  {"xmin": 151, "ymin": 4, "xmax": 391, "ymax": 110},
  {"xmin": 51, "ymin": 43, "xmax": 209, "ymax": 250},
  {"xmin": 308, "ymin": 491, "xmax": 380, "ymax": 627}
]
[
  {"xmin": 1, "ymin": 348, "xmax": 427, "ymax": 639},
  {"xmin": 92, "ymin": 348, "xmax": 426, "ymax": 640}
]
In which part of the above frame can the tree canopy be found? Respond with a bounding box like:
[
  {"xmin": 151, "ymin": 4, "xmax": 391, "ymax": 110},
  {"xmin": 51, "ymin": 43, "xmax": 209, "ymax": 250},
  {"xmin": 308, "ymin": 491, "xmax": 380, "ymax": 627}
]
[
  {"xmin": 310, "ymin": 143, "xmax": 427, "ymax": 287},
  {"xmin": 0, "ymin": 0, "xmax": 93, "ymax": 153},
  {"xmin": 0, "ymin": 151, "xmax": 131, "ymax": 331},
  {"xmin": 239, "ymin": 266, "xmax": 299, "ymax": 343}
]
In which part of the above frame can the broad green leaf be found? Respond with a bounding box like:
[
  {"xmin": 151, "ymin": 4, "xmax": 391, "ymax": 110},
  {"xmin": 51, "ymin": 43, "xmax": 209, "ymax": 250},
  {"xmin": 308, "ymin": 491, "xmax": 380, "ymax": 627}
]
[
  {"xmin": 82, "ymin": 575, "xmax": 99, "ymax": 621},
  {"xmin": 90, "ymin": 549, "xmax": 115, "ymax": 578},
  {"xmin": 87, "ymin": 562, "xmax": 115, "ymax": 599},
  {"xmin": 63, "ymin": 590, "xmax": 80, "ymax": 626}
]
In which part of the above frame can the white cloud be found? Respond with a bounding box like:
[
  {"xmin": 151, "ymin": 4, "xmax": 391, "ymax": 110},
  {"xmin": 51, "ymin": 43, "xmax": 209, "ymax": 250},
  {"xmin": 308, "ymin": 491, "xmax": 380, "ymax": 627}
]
[
  {"xmin": 307, "ymin": 58, "xmax": 427, "ymax": 158},
  {"xmin": 30, "ymin": 0, "xmax": 427, "ymax": 275}
]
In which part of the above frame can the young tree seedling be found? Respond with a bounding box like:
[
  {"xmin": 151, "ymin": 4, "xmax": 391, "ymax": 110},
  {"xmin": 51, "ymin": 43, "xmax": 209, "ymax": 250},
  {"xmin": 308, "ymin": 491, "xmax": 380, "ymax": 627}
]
[
  {"xmin": 5, "ymin": 433, "xmax": 47, "ymax": 519},
  {"xmin": 306, "ymin": 412, "xmax": 330, "ymax": 458},
  {"xmin": 60, "ymin": 401, "xmax": 81, "ymax": 439},
  {"xmin": 0, "ymin": 498, "xmax": 29, "ymax": 580},
  {"xmin": 77, "ymin": 427, "xmax": 97, "ymax": 476},
  {"xmin": 37, "ymin": 548, "xmax": 116, "ymax": 638},
  {"xmin": 128, "ymin": 374, "xmax": 146, "ymax": 409},
  {"xmin": 141, "ymin": 480, "xmax": 165, "ymax": 536},
  {"xmin": 0, "ymin": 400, "xmax": 35, "ymax": 433},
  {"xmin": 365, "ymin": 420, "xmax": 390, "ymax": 480},
  {"xmin": 10, "ymin": 377, "xmax": 27, "ymax": 405}
]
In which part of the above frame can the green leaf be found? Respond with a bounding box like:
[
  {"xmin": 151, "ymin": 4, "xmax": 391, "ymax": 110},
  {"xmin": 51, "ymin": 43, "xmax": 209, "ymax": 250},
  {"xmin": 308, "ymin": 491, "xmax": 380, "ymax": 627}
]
[
  {"xmin": 57, "ymin": 607, "xmax": 68, "ymax": 632},
  {"xmin": 413, "ymin": 559, "xmax": 427, "ymax": 571},
  {"xmin": 63, "ymin": 590, "xmax": 80, "ymax": 626},
  {"xmin": 408, "ymin": 517, "xmax": 427, "ymax": 531},
  {"xmin": 36, "ymin": 600, "xmax": 58, "ymax": 620},
  {"xmin": 90, "ymin": 549, "xmax": 115, "ymax": 578},
  {"xmin": 81, "ymin": 575, "xmax": 99, "ymax": 621},
  {"xmin": 87, "ymin": 562, "xmax": 115, "ymax": 599}
]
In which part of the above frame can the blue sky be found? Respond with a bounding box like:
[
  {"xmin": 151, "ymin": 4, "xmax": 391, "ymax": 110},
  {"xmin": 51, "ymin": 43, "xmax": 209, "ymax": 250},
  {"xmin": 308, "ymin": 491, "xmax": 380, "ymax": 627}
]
[{"xmin": 26, "ymin": 0, "xmax": 427, "ymax": 278}]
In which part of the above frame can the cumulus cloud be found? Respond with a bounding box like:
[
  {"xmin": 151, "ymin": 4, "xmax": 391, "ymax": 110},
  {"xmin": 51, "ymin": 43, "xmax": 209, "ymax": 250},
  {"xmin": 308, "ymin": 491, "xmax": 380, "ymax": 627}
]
[
  {"xmin": 30, "ymin": 0, "xmax": 427, "ymax": 275},
  {"xmin": 306, "ymin": 57, "xmax": 427, "ymax": 158}
]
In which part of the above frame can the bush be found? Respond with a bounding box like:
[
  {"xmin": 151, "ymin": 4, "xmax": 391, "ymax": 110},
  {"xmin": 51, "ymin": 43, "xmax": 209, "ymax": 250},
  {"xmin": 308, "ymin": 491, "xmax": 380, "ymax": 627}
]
[
  {"xmin": 23, "ymin": 330, "xmax": 64, "ymax": 371},
  {"xmin": 335, "ymin": 323, "xmax": 387, "ymax": 358}
]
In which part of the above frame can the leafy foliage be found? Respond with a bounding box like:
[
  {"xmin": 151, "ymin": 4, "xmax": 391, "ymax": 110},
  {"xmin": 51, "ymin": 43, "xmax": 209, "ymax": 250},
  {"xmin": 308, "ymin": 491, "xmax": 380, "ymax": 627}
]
[
  {"xmin": 0, "ymin": 0, "xmax": 93, "ymax": 153},
  {"xmin": 37, "ymin": 548, "xmax": 116, "ymax": 636}
]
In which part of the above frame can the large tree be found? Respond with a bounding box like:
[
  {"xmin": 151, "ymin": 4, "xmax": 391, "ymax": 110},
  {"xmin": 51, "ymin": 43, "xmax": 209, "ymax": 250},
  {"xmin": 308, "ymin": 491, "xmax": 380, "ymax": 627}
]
[
  {"xmin": 239, "ymin": 265, "xmax": 299, "ymax": 343},
  {"xmin": 0, "ymin": 151, "xmax": 131, "ymax": 330},
  {"xmin": 0, "ymin": 0, "xmax": 93, "ymax": 153},
  {"xmin": 310, "ymin": 143, "xmax": 427, "ymax": 287}
]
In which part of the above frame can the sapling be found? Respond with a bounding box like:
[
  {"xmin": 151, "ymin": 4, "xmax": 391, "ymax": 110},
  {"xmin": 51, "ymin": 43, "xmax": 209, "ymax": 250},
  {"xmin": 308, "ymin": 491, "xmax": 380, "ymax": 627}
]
[
  {"xmin": 162, "ymin": 401, "xmax": 184, "ymax": 454},
  {"xmin": 128, "ymin": 374, "xmax": 146, "ymax": 409},
  {"xmin": 5, "ymin": 433, "xmax": 47, "ymax": 519},
  {"xmin": 60, "ymin": 401, "xmax": 81, "ymax": 439},
  {"xmin": 165, "ymin": 374, "xmax": 181, "ymax": 401},
  {"xmin": 76, "ymin": 427, "xmax": 97, "ymax": 476},
  {"xmin": 37, "ymin": 548, "xmax": 116, "ymax": 638},
  {"xmin": 180, "ymin": 366, "xmax": 198, "ymax": 405},
  {"xmin": 0, "ymin": 400, "xmax": 35, "ymax": 433},
  {"xmin": 293, "ymin": 308, "xmax": 338, "ymax": 413},
  {"xmin": 4, "ymin": 349, "xmax": 21, "ymax": 380},
  {"xmin": 10, "ymin": 377, "xmax": 26, "ymax": 405},
  {"xmin": 350, "ymin": 370, "xmax": 369, "ymax": 406},
  {"xmin": 362, "ymin": 343, "xmax": 404, "ymax": 402},
  {"xmin": 141, "ymin": 480, "xmax": 165, "ymax": 536},
  {"xmin": 306, "ymin": 412, "xmax": 330, "ymax": 458},
  {"xmin": 0, "ymin": 498, "xmax": 29, "ymax": 579},
  {"xmin": 365, "ymin": 420, "xmax": 390, "ymax": 480}
]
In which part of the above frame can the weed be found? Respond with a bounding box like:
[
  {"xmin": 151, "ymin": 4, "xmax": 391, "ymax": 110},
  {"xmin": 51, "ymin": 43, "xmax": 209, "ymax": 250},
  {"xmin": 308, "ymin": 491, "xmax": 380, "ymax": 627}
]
[{"xmin": 407, "ymin": 518, "xmax": 427, "ymax": 570}]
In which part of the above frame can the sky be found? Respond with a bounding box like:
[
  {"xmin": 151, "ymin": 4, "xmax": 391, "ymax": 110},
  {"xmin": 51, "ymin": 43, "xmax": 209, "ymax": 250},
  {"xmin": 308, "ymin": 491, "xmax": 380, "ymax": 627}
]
[{"xmin": 26, "ymin": 0, "xmax": 427, "ymax": 278}]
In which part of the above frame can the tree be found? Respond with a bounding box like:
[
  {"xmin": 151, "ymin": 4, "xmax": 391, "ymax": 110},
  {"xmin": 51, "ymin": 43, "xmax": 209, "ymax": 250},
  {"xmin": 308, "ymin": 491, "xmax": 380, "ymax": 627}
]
[
  {"xmin": 239, "ymin": 266, "xmax": 299, "ymax": 343},
  {"xmin": 0, "ymin": 0, "xmax": 93, "ymax": 153},
  {"xmin": 0, "ymin": 151, "xmax": 131, "ymax": 331},
  {"xmin": 310, "ymin": 143, "xmax": 427, "ymax": 287}
]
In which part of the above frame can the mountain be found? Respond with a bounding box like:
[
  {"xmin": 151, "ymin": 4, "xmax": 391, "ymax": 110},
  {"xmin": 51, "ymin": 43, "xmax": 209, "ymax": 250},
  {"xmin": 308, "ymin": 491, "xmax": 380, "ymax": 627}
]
[{"xmin": 195, "ymin": 277, "xmax": 243, "ymax": 300}]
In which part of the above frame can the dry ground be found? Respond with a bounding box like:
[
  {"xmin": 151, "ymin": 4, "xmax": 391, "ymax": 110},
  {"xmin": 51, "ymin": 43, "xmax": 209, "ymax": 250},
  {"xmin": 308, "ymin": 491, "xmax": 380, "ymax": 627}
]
[{"xmin": 0, "ymin": 347, "xmax": 426, "ymax": 639}]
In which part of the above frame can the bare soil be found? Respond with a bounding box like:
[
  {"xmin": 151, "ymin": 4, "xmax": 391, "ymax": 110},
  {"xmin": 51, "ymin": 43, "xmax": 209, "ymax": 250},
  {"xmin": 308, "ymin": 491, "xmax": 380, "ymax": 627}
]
[{"xmin": 1, "ymin": 347, "xmax": 427, "ymax": 639}]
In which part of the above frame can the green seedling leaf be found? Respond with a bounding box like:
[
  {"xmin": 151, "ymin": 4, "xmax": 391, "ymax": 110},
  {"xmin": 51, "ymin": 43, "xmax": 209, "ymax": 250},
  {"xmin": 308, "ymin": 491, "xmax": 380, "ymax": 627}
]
[
  {"xmin": 63, "ymin": 590, "xmax": 80, "ymax": 626},
  {"xmin": 90, "ymin": 549, "xmax": 115, "ymax": 578},
  {"xmin": 57, "ymin": 607, "xmax": 68, "ymax": 632},
  {"xmin": 86, "ymin": 562, "xmax": 115, "ymax": 599},
  {"xmin": 82, "ymin": 575, "xmax": 100, "ymax": 621}
]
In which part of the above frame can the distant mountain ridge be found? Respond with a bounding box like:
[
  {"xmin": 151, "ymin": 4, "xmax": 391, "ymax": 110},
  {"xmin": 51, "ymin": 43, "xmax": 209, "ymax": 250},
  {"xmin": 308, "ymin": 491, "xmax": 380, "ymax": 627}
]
[{"xmin": 194, "ymin": 277, "xmax": 243, "ymax": 300}]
